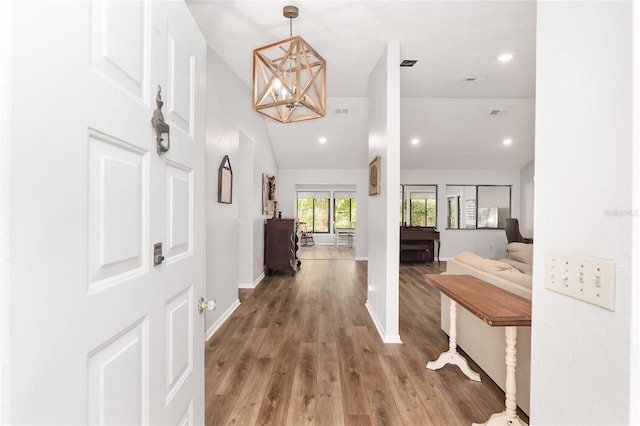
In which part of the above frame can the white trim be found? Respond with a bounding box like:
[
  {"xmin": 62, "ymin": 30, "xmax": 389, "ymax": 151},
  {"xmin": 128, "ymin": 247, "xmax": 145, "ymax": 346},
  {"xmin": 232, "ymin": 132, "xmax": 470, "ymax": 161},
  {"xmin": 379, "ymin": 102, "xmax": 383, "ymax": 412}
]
[
  {"xmin": 205, "ymin": 299, "xmax": 241, "ymax": 341},
  {"xmin": 355, "ymin": 256, "xmax": 368, "ymax": 261},
  {"xmin": 0, "ymin": 0, "xmax": 12, "ymax": 422},
  {"xmin": 365, "ymin": 302, "xmax": 402, "ymax": 344},
  {"xmin": 630, "ymin": 0, "xmax": 640, "ymax": 423},
  {"xmin": 238, "ymin": 272, "xmax": 264, "ymax": 289}
]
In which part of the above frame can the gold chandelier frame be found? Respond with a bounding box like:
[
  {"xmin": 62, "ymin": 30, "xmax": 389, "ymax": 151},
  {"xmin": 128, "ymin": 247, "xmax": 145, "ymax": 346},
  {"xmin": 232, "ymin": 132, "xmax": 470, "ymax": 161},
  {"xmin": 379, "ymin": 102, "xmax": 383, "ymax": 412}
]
[{"xmin": 252, "ymin": 9, "xmax": 326, "ymax": 123}]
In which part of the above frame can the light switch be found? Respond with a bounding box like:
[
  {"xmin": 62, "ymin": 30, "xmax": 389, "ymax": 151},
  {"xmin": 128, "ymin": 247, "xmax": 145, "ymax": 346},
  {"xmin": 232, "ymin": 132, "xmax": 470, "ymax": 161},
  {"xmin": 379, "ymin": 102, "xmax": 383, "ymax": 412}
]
[{"xmin": 545, "ymin": 251, "xmax": 615, "ymax": 311}]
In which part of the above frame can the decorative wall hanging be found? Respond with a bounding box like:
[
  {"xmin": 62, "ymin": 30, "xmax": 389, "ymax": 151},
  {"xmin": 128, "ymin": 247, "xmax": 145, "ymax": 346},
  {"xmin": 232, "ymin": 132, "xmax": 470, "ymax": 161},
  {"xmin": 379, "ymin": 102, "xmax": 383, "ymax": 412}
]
[
  {"xmin": 151, "ymin": 85, "xmax": 170, "ymax": 155},
  {"xmin": 369, "ymin": 156, "xmax": 381, "ymax": 196},
  {"xmin": 253, "ymin": 5, "xmax": 326, "ymax": 123},
  {"xmin": 262, "ymin": 174, "xmax": 276, "ymax": 215},
  {"xmin": 217, "ymin": 155, "xmax": 233, "ymax": 204}
]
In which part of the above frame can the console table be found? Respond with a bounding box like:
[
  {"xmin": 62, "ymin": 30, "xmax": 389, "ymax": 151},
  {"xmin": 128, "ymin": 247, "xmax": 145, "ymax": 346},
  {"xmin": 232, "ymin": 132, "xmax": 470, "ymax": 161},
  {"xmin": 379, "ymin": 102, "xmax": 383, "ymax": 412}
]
[{"xmin": 424, "ymin": 274, "xmax": 531, "ymax": 426}]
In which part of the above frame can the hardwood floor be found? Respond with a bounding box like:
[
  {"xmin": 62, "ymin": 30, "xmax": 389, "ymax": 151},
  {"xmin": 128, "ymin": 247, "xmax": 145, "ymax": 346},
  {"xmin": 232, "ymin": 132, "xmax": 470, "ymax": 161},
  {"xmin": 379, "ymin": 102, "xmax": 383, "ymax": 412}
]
[
  {"xmin": 297, "ymin": 244, "xmax": 355, "ymax": 260},
  {"xmin": 205, "ymin": 260, "xmax": 529, "ymax": 425}
]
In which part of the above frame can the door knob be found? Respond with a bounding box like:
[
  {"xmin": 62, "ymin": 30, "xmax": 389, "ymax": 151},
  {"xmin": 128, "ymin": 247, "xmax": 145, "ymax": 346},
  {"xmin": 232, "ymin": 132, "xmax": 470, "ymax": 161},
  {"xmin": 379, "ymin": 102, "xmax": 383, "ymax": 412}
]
[{"xmin": 198, "ymin": 297, "xmax": 216, "ymax": 314}]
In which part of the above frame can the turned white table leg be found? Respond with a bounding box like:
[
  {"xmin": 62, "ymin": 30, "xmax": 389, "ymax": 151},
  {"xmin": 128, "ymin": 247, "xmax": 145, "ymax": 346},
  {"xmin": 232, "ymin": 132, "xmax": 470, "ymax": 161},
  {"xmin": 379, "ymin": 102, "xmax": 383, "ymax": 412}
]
[
  {"xmin": 427, "ymin": 299, "xmax": 481, "ymax": 382},
  {"xmin": 504, "ymin": 326, "xmax": 519, "ymax": 421},
  {"xmin": 473, "ymin": 326, "xmax": 527, "ymax": 426}
]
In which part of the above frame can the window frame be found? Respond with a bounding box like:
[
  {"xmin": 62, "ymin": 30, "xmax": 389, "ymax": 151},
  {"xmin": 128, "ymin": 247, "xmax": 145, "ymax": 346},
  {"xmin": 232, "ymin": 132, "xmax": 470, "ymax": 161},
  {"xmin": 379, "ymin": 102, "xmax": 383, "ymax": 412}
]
[
  {"xmin": 297, "ymin": 196, "xmax": 330, "ymax": 233},
  {"xmin": 333, "ymin": 197, "xmax": 357, "ymax": 231}
]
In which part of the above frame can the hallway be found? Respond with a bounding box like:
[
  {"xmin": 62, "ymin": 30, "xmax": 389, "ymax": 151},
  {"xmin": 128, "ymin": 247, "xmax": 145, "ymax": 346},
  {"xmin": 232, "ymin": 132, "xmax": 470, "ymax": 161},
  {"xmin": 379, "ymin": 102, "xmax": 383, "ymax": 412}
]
[{"xmin": 204, "ymin": 259, "xmax": 526, "ymax": 425}]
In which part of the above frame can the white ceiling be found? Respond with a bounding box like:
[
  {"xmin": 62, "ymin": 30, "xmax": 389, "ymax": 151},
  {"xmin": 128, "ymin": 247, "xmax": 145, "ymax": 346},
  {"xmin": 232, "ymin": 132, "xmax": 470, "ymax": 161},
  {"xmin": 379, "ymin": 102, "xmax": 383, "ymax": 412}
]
[{"xmin": 187, "ymin": 1, "xmax": 536, "ymax": 170}]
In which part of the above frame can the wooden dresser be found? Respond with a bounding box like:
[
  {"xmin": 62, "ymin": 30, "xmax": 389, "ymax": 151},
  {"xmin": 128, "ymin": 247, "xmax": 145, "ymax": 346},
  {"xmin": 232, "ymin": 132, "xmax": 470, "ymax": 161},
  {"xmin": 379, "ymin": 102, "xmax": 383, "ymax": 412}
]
[{"xmin": 265, "ymin": 218, "xmax": 300, "ymax": 275}]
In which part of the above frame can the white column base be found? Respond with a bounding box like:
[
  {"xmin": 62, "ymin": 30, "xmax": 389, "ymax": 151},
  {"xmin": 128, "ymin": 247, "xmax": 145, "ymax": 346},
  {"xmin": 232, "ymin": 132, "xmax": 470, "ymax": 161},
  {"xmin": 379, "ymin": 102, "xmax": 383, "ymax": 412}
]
[
  {"xmin": 426, "ymin": 351, "xmax": 481, "ymax": 382},
  {"xmin": 472, "ymin": 411, "xmax": 527, "ymax": 426}
]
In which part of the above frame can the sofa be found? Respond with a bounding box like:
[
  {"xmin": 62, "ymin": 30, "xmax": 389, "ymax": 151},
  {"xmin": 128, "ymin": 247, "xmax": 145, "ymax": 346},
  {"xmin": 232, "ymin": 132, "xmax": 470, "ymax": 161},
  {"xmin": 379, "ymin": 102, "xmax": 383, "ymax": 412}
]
[{"xmin": 440, "ymin": 242, "xmax": 532, "ymax": 415}]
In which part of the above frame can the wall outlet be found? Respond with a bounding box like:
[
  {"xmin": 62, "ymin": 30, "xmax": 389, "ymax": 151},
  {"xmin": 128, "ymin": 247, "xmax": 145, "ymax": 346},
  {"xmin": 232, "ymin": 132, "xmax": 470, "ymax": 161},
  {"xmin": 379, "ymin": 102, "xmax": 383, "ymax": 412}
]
[
  {"xmin": 545, "ymin": 251, "xmax": 616, "ymax": 311},
  {"xmin": 368, "ymin": 281, "xmax": 375, "ymax": 292}
]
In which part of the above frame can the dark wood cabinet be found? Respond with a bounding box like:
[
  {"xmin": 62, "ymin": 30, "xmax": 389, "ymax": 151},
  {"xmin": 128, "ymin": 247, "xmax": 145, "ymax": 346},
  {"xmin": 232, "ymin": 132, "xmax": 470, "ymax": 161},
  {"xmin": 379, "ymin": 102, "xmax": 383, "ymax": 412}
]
[{"xmin": 265, "ymin": 218, "xmax": 300, "ymax": 275}]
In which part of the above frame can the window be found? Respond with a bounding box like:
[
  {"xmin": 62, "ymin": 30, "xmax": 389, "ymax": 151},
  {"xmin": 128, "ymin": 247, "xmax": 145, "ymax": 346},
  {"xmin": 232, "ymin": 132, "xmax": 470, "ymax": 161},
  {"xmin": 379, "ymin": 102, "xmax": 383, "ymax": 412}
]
[
  {"xmin": 400, "ymin": 184, "xmax": 437, "ymax": 227},
  {"xmin": 334, "ymin": 197, "xmax": 357, "ymax": 229},
  {"xmin": 445, "ymin": 185, "xmax": 511, "ymax": 229},
  {"xmin": 297, "ymin": 192, "xmax": 330, "ymax": 233}
]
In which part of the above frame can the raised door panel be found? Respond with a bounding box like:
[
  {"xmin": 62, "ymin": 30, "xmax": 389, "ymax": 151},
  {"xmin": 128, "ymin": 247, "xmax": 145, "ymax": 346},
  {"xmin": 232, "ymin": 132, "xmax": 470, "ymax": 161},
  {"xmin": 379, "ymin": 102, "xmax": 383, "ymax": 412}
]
[
  {"xmin": 165, "ymin": 161, "xmax": 192, "ymax": 261},
  {"xmin": 88, "ymin": 130, "xmax": 149, "ymax": 293},
  {"xmin": 165, "ymin": 286, "xmax": 193, "ymax": 405},
  {"xmin": 90, "ymin": 0, "xmax": 149, "ymax": 101},
  {"xmin": 166, "ymin": 26, "xmax": 195, "ymax": 137},
  {"xmin": 88, "ymin": 318, "xmax": 149, "ymax": 425}
]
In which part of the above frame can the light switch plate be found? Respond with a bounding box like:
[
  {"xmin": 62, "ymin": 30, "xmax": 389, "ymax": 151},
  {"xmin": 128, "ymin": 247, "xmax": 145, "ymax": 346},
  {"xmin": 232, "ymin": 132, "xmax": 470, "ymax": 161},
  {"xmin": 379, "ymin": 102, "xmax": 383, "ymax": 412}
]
[{"xmin": 545, "ymin": 251, "xmax": 615, "ymax": 311}]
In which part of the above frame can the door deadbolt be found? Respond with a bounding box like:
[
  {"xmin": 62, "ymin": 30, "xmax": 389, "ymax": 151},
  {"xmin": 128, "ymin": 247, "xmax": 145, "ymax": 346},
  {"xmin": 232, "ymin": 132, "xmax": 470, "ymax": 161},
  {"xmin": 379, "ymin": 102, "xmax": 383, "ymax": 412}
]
[{"xmin": 153, "ymin": 242, "xmax": 164, "ymax": 266}]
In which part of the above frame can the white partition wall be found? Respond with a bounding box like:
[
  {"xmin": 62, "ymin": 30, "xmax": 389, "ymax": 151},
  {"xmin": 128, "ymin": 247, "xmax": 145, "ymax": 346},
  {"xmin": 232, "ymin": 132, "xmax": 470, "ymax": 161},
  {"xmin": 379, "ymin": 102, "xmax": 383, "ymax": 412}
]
[
  {"xmin": 204, "ymin": 49, "xmax": 278, "ymax": 336},
  {"xmin": 365, "ymin": 43, "xmax": 401, "ymax": 343},
  {"xmin": 532, "ymin": 2, "xmax": 634, "ymax": 424}
]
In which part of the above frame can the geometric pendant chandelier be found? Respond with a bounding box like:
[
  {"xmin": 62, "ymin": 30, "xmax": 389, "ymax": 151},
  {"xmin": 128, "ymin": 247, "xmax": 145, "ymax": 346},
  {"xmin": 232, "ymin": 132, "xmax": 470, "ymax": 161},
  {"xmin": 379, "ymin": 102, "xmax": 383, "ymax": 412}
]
[{"xmin": 253, "ymin": 5, "xmax": 326, "ymax": 123}]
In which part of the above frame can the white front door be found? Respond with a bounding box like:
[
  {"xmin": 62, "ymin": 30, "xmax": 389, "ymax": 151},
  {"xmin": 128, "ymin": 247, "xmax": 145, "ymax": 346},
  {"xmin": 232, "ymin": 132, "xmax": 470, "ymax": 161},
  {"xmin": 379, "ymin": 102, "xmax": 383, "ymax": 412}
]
[{"xmin": 10, "ymin": 1, "xmax": 207, "ymax": 424}]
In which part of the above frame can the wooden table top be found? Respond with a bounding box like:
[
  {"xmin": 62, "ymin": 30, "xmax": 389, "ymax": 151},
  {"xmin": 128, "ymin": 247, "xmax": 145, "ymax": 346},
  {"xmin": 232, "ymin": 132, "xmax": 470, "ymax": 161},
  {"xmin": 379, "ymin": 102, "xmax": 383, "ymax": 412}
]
[{"xmin": 424, "ymin": 274, "xmax": 532, "ymax": 327}]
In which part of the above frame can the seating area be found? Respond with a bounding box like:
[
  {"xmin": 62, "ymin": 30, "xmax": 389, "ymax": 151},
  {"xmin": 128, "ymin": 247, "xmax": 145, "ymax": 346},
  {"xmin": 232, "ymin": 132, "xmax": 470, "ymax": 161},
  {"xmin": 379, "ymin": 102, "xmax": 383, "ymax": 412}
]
[{"xmin": 506, "ymin": 217, "xmax": 533, "ymax": 244}]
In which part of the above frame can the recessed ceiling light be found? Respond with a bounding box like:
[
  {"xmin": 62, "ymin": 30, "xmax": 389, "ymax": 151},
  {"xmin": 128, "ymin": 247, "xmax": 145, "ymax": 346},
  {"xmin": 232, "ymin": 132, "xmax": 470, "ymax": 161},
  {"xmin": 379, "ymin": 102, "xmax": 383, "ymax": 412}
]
[
  {"xmin": 503, "ymin": 138, "xmax": 512, "ymax": 146},
  {"xmin": 319, "ymin": 137, "xmax": 327, "ymax": 144},
  {"xmin": 411, "ymin": 138, "xmax": 420, "ymax": 145},
  {"xmin": 498, "ymin": 53, "xmax": 514, "ymax": 63}
]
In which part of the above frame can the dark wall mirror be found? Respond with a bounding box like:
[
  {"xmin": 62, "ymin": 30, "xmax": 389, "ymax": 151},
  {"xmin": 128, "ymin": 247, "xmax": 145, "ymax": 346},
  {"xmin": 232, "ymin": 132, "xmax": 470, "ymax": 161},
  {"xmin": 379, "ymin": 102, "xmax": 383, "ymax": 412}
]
[
  {"xmin": 445, "ymin": 185, "xmax": 511, "ymax": 229},
  {"xmin": 400, "ymin": 184, "xmax": 438, "ymax": 228}
]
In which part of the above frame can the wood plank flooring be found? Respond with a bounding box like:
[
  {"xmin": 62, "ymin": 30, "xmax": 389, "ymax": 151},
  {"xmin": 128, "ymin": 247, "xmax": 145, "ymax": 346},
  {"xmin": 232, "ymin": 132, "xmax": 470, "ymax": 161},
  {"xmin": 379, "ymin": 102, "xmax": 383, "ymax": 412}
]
[{"xmin": 205, "ymin": 259, "xmax": 529, "ymax": 425}]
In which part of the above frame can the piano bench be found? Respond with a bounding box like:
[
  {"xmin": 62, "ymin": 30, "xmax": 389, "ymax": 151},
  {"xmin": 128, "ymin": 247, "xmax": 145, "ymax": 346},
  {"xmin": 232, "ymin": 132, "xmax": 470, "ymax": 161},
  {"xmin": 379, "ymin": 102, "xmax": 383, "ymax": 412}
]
[{"xmin": 400, "ymin": 244, "xmax": 430, "ymax": 263}]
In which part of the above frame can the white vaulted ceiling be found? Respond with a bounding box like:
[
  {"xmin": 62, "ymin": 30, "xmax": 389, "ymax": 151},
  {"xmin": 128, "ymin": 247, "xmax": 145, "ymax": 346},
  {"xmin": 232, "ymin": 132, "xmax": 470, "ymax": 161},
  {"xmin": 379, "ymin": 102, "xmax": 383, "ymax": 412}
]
[{"xmin": 187, "ymin": 1, "xmax": 536, "ymax": 170}]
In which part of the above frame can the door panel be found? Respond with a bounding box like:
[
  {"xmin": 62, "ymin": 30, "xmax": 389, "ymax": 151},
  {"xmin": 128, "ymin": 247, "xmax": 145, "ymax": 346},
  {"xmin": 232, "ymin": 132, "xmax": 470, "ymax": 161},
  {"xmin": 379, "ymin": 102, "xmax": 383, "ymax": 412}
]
[
  {"xmin": 90, "ymin": 0, "xmax": 149, "ymax": 101},
  {"xmin": 166, "ymin": 26, "xmax": 195, "ymax": 135},
  {"xmin": 10, "ymin": 1, "xmax": 206, "ymax": 424},
  {"xmin": 165, "ymin": 286, "xmax": 193, "ymax": 405},
  {"xmin": 88, "ymin": 318, "xmax": 148, "ymax": 425},
  {"xmin": 88, "ymin": 130, "xmax": 149, "ymax": 291},
  {"xmin": 165, "ymin": 161, "xmax": 192, "ymax": 261}
]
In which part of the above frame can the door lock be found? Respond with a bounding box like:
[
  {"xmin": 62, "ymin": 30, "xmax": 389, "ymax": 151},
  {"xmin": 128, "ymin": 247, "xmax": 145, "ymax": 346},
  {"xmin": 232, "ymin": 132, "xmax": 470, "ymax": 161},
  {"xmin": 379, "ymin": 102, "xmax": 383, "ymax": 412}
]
[
  {"xmin": 153, "ymin": 242, "xmax": 164, "ymax": 266},
  {"xmin": 198, "ymin": 297, "xmax": 216, "ymax": 314}
]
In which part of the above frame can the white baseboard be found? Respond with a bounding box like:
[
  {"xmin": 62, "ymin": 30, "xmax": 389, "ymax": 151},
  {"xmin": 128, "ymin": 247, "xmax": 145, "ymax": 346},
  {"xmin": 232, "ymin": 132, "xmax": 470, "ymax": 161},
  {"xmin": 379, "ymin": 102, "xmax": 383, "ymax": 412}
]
[
  {"xmin": 238, "ymin": 272, "xmax": 265, "ymax": 289},
  {"xmin": 205, "ymin": 299, "xmax": 241, "ymax": 341},
  {"xmin": 365, "ymin": 302, "xmax": 402, "ymax": 344}
]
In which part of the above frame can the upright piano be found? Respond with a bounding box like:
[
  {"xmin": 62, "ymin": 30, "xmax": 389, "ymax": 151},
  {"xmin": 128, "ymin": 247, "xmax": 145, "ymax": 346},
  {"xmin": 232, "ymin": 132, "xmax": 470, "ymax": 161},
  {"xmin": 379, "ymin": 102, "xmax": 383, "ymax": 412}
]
[{"xmin": 399, "ymin": 227, "xmax": 440, "ymax": 263}]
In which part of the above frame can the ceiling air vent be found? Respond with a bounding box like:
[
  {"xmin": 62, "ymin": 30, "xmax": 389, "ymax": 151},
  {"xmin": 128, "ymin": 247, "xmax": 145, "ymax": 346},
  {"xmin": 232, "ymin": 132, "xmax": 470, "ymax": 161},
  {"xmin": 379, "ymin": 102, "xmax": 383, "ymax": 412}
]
[
  {"xmin": 489, "ymin": 109, "xmax": 508, "ymax": 116},
  {"xmin": 335, "ymin": 108, "xmax": 349, "ymax": 114},
  {"xmin": 400, "ymin": 59, "xmax": 418, "ymax": 67}
]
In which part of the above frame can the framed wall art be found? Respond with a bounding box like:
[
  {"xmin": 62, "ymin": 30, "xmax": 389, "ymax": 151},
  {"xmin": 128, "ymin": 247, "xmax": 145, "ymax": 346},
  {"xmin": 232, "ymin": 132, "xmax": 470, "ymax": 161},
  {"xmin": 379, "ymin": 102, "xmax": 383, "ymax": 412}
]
[
  {"xmin": 369, "ymin": 156, "xmax": 381, "ymax": 196},
  {"xmin": 218, "ymin": 155, "xmax": 233, "ymax": 204},
  {"xmin": 262, "ymin": 173, "xmax": 276, "ymax": 215}
]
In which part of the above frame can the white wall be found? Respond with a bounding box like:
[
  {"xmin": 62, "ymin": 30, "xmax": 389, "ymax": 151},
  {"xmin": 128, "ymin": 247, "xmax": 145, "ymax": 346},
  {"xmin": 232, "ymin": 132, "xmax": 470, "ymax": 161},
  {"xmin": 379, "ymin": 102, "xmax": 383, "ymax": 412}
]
[
  {"xmin": 278, "ymin": 169, "xmax": 368, "ymax": 259},
  {"xmin": 401, "ymin": 169, "xmax": 521, "ymax": 259},
  {"xmin": 205, "ymin": 48, "xmax": 278, "ymax": 336},
  {"xmin": 0, "ymin": 0, "xmax": 11, "ymax": 421},
  {"xmin": 532, "ymin": 2, "xmax": 633, "ymax": 424},
  {"xmin": 520, "ymin": 161, "xmax": 534, "ymax": 237},
  {"xmin": 631, "ymin": 2, "xmax": 640, "ymax": 423},
  {"xmin": 366, "ymin": 43, "xmax": 401, "ymax": 343},
  {"xmin": 237, "ymin": 132, "xmax": 254, "ymax": 287}
]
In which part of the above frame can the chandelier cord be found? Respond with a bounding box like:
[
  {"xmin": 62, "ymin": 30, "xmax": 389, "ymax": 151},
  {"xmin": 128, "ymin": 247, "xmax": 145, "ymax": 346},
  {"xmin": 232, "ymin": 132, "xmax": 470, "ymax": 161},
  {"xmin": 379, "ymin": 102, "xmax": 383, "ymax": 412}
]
[{"xmin": 289, "ymin": 17, "xmax": 293, "ymax": 36}]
